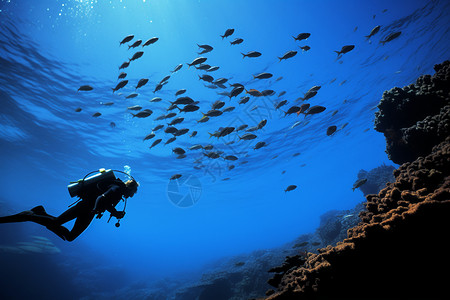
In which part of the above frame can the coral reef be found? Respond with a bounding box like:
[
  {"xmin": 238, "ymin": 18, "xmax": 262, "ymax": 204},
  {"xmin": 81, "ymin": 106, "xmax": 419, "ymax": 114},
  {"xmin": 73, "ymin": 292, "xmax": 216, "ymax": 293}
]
[
  {"xmin": 374, "ymin": 60, "xmax": 450, "ymax": 164},
  {"xmin": 357, "ymin": 164, "xmax": 396, "ymax": 196},
  {"xmin": 264, "ymin": 62, "xmax": 450, "ymax": 299}
]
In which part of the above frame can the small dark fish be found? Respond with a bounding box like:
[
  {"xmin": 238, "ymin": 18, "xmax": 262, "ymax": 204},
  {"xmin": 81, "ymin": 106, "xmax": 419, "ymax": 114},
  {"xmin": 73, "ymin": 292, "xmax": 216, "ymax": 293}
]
[
  {"xmin": 160, "ymin": 75, "xmax": 171, "ymax": 84},
  {"xmin": 352, "ymin": 178, "xmax": 367, "ymax": 191},
  {"xmin": 197, "ymin": 44, "xmax": 213, "ymax": 54},
  {"xmin": 149, "ymin": 139, "xmax": 162, "ymax": 149},
  {"xmin": 204, "ymin": 151, "xmax": 221, "ymax": 159},
  {"xmin": 128, "ymin": 39, "xmax": 142, "ymax": 50},
  {"xmin": 92, "ymin": 112, "xmax": 101, "ymax": 117},
  {"xmin": 187, "ymin": 57, "xmax": 207, "ymax": 68},
  {"xmin": 173, "ymin": 96, "xmax": 194, "ymax": 105},
  {"xmin": 153, "ymin": 83, "xmax": 163, "ymax": 93},
  {"xmin": 301, "ymin": 90, "xmax": 317, "ymax": 101},
  {"xmin": 213, "ymin": 78, "xmax": 228, "ymax": 85},
  {"xmin": 296, "ymin": 103, "xmax": 310, "ymax": 116},
  {"xmin": 175, "ymin": 89, "xmax": 187, "ymax": 96},
  {"xmin": 236, "ymin": 124, "xmax": 248, "ymax": 131},
  {"xmin": 170, "ymin": 174, "xmax": 182, "ymax": 180},
  {"xmin": 129, "ymin": 51, "xmax": 144, "ymax": 61},
  {"xmin": 171, "ymin": 64, "xmax": 183, "ymax": 73},
  {"xmin": 165, "ymin": 112, "xmax": 176, "ymax": 118},
  {"xmin": 229, "ymin": 86, "xmax": 244, "ymax": 99},
  {"xmin": 241, "ymin": 51, "xmax": 261, "ymax": 58},
  {"xmin": 144, "ymin": 132, "xmax": 156, "ymax": 141},
  {"xmin": 218, "ymin": 127, "xmax": 235, "ymax": 137},
  {"xmin": 230, "ymin": 38, "xmax": 243, "ymax": 45},
  {"xmin": 153, "ymin": 124, "xmax": 164, "ymax": 131},
  {"xmin": 253, "ymin": 72, "xmax": 272, "ymax": 80},
  {"xmin": 212, "ymin": 100, "xmax": 225, "ymax": 110},
  {"xmin": 235, "ymin": 261, "xmax": 245, "ymax": 267},
  {"xmin": 293, "ymin": 241, "xmax": 308, "ymax": 248},
  {"xmin": 190, "ymin": 131, "xmax": 197, "ymax": 137},
  {"xmin": 261, "ymin": 90, "xmax": 275, "ymax": 96},
  {"xmin": 178, "ymin": 104, "xmax": 199, "ymax": 113},
  {"xmin": 365, "ymin": 25, "xmax": 381, "ymax": 40},
  {"xmin": 118, "ymin": 72, "xmax": 127, "ymax": 79},
  {"xmin": 119, "ymin": 61, "xmax": 130, "ymax": 70},
  {"xmin": 284, "ymin": 106, "xmax": 301, "ymax": 116},
  {"xmin": 196, "ymin": 64, "xmax": 211, "ymax": 71},
  {"xmin": 203, "ymin": 109, "xmax": 222, "ymax": 117},
  {"xmin": 239, "ymin": 96, "xmax": 250, "ymax": 104},
  {"xmin": 309, "ymin": 85, "xmax": 321, "ymax": 92},
  {"xmin": 135, "ymin": 78, "xmax": 149, "ymax": 90},
  {"xmin": 223, "ymin": 106, "xmax": 235, "ymax": 113},
  {"xmin": 278, "ymin": 91, "xmax": 286, "ymax": 97},
  {"xmin": 299, "ymin": 45, "xmax": 310, "ymax": 51},
  {"xmin": 125, "ymin": 93, "xmax": 139, "ymax": 99},
  {"xmin": 334, "ymin": 45, "xmax": 355, "ymax": 56},
  {"xmin": 275, "ymin": 100, "xmax": 288, "ymax": 109},
  {"xmin": 77, "ymin": 85, "xmax": 93, "ymax": 92},
  {"xmin": 278, "ymin": 50, "xmax": 297, "ymax": 61},
  {"xmin": 110, "ymin": 122, "xmax": 116, "ymax": 128},
  {"xmin": 327, "ymin": 125, "xmax": 337, "ymax": 136},
  {"xmin": 120, "ymin": 35, "xmax": 134, "ymax": 46},
  {"xmin": 221, "ymin": 28, "xmax": 234, "ymax": 39},
  {"xmin": 257, "ymin": 119, "xmax": 267, "ymax": 129},
  {"xmin": 168, "ymin": 117, "xmax": 184, "ymax": 126},
  {"xmin": 246, "ymin": 89, "xmax": 263, "ymax": 97},
  {"xmin": 224, "ymin": 155, "xmax": 238, "ymax": 161},
  {"xmin": 112, "ymin": 80, "xmax": 128, "ymax": 93},
  {"xmin": 285, "ymin": 185, "xmax": 297, "ymax": 192},
  {"xmin": 127, "ymin": 105, "xmax": 142, "ymax": 111},
  {"xmin": 199, "ymin": 74, "xmax": 214, "ymax": 82},
  {"xmin": 132, "ymin": 109, "xmax": 153, "ymax": 118},
  {"xmin": 75, "ymin": 107, "xmax": 82, "ymax": 112},
  {"xmin": 165, "ymin": 137, "xmax": 176, "ymax": 145},
  {"xmin": 304, "ymin": 105, "xmax": 326, "ymax": 116},
  {"xmin": 142, "ymin": 37, "xmax": 159, "ymax": 47},
  {"xmin": 238, "ymin": 133, "xmax": 257, "ymax": 140},
  {"xmin": 150, "ymin": 97, "xmax": 163, "ymax": 103},
  {"xmin": 293, "ymin": 33, "xmax": 310, "ymax": 41},
  {"xmin": 380, "ymin": 31, "xmax": 401, "ymax": 45},
  {"xmin": 197, "ymin": 115, "xmax": 209, "ymax": 123},
  {"xmin": 254, "ymin": 141, "xmax": 266, "ymax": 150},
  {"xmin": 206, "ymin": 66, "xmax": 219, "ymax": 72},
  {"xmin": 165, "ymin": 126, "xmax": 178, "ymax": 134}
]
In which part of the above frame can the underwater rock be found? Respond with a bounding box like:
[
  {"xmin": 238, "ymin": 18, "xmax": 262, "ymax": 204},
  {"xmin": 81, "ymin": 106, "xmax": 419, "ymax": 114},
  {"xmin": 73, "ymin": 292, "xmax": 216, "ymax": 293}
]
[
  {"xmin": 374, "ymin": 60, "xmax": 450, "ymax": 164},
  {"xmin": 356, "ymin": 164, "xmax": 396, "ymax": 196},
  {"xmin": 264, "ymin": 65, "xmax": 450, "ymax": 298}
]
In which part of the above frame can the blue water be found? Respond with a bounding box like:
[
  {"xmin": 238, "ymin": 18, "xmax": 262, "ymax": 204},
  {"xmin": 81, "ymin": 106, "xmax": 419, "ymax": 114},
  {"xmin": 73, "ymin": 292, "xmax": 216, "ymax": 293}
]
[{"xmin": 0, "ymin": 0, "xmax": 449, "ymax": 298}]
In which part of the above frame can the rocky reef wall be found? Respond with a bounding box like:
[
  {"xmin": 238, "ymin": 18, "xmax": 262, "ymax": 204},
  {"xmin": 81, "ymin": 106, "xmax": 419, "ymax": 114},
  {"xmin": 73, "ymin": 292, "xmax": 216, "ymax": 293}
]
[{"xmin": 264, "ymin": 61, "xmax": 450, "ymax": 299}]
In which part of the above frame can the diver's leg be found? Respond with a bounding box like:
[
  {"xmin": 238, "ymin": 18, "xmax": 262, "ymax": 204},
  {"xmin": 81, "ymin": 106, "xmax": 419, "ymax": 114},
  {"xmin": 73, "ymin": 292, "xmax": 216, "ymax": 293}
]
[
  {"xmin": 63, "ymin": 212, "xmax": 95, "ymax": 242},
  {"xmin": 0, "ymin": 206, "xmax": 55, "ymax": 226}
]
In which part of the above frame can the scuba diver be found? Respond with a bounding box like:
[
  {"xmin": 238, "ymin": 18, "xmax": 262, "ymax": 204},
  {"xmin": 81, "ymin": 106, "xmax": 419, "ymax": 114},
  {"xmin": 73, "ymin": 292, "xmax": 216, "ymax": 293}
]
[{"xmin": 0, "ymin": 168, "xmax": 138, "ymax": 241}]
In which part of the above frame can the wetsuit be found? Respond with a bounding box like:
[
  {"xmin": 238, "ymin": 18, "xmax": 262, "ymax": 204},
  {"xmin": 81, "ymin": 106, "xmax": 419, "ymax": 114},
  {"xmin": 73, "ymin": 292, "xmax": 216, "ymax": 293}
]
[{"xmin": 0, "ymin": 179, "xmax": 127, "ymax": 241}]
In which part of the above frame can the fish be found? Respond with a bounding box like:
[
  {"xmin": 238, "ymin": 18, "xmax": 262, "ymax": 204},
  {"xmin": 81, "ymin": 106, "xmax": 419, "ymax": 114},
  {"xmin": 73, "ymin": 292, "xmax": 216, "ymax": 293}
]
[
  {"xmin": 253, "ymin": 72, "xmax": 273, "ymax": 79},
  {"xmin": 170, "ymin": 174, "xmax": 182, "ymax": 180},
  {"xmin": 125, "ymin": 93, "xmax": 139, "ymax": 99},
  {"xmin": 365, "ymin": 25, "xmax": 381, "ymax": 40},
  {"xmin": 204, "ymin": 151, "xmax": 221, "ymax": 159},
  {"xmin": 160, "ymin": 75, "xmax": 171, "ymax": 84},
  {"xmin": 296, "ymin": 103, "xmax": 310, "ymax": 116},
  {"xmin": 299, "ymin": 45, "xmax": 310, "ymax": 51},
  {"xmin": 236, "ymin": 124, "xmax": 248, "ymax": 131},
  {"xmin": 197, "ymin": 44, "xmax": 213, "ymax": 54},
  {"xmin": 246, "ymin": 89, "xmax": 263, "ymax": 97},
  {"xmin": 352, "ymin": 178, "xmax": 367, "ymax": 191},
  {"xmin": 128, "ymin": 39, "xmax": 142, "ymax": 50},
  {"xmin": 110, "ymin": 122, "xmax": 116, "ymax": 128},
  {"xmin": 224, "ymin": 155, "xmax": 238, "ymax": 161},
  {"xmin": 165, "ymin": 126, "xmax": 178, "ymax": 134},
  {"xmin": 238, "ymin": 133, "xmax": 257, "ymax": 140},
  {"xmin": 235, "ymin": 261, "xmax": 245, "ymax": 267},
  {"xmin": 129, "ymin": 51, "xmax": 144, "ymax": 61},
  {"xmin": 380, "ymin": 31, "xmax": 401, "ymax": 45},
  {"xmin": 257, "ymin": 119, "xmax": 267, "ymax": 129},
  {"xmin": 250, "ymin": 106, "xmax": 258, "ymax": 112},
  {"xmin": 278, "ymin": 91, "xmax": 286, "ymax": 97},
  {"xmin": 92, "ymin": 112, "xmax": 101, "ymax": 117},
  {"xmin": 75, "ymin": 108, "xmax": 82, "ymax": 112},
  {"xmin": 206, "ymin": 66, "xmax": 219, "ymax": 72},
  {"xmin": 132, "ymin": 109, "xmax": 152, "ymax": 118},
  {"xmin": 239, "ymin": 96, "xmax": 250, "ymax": 104},
  {"xmin": 197, "ymin": 115, "xmax": 210, "ymax": 123},
  {"xmin": 153, "ymin": 83, "xmax": 163, "ymax": 93},
  {"xmin": 218, "ymin": 127, "xmax": 235, "ymax": 137},
  {"xmin": 311, "ymin": 242, "xmax": 321, "ymax": 246},
  {"xmin": 143, "ymin": 132, "xmax": 156, "ymax": 141},
  {"xmin": 284, "ymin": 106, "xmax": 301, "ymax": 116},
  {"xmin": 293, "ymin": 241, "xmax": 309, "ymax": 248},
  {"xmin": 278, "ymin": 50, "xmax": 297, "ymax": 61},
  {"xmin": 212, "ymin": 100, "xmax": 225, "ymax": 110},
  {"xmin": 171, "ymin": 64, "xmax": 183, "ymax": 73},
  {"xmin": 142, "ymin": 37, "xmax": 159, "ymax": 47},
  {"xmin": 155, "ymin": 114, "xmax": 166, "ymax": 121},
  {"xmin": 175, "ymin": 89, "xmax": 187, "ymax": 96},
  {"xmin": 77, "ymin": 85, "xmax": 93, "ymax": 92},
  {"xmin": 119, "ymin": 61, "xmax": 130, "ymax": 70},
  {"xmin": 290, "ymin": 121, "xmax": 302, "ymax": 129},
  {"xmin": 254, "ymin": 141, "xmax": 266, "ymax": 149},
  {"xmin": 213, "ymin": 78, "xmax": 228, "ymax": 85},
  {"xmin": 150, "ymin": 97, "xmax": 162, "ymax": 103},
  {"xmin": 178, "ymin": 104, "xmax": 199, "ymax": 113},
  {"xmin": 261, "ymin": 90, "xmax": 275, "ymax": 96},
  {"xmin": 222, "ymin": 106, "xmax": 235, "ymax": 113},
  {"xmin": 199, "ymin": 74, "xmax": 214, "ymax": 82},
  {"xmin": 187, "ymin": 57, "xmax": 207, "ymax": 68},
  {"xmin": 168, "ymin": 117, "xmax": 184, "ymax": 126},
  {"xmin": 241, "ymin": 51, "xmax": 261, "ymax": 58},
  {"xmin": 127, "ymin": 105, "xmax": 142, "ymax": 111},
  {"xmin": 165, "ymin": 137, "xmax": 176, "ymax": 145},
  {"xmin": 203, "ymin": 144, "xmax": 214, "ymax": 150},
  {"xmin": 304, "ymin": 105, "xmax": 326, "ymax": 116},
  {"xmin": 221, "ymin": 28, "xmax": 234, "ymax": 39},
  {"xmin": 120, "ymin": 35, "xmax": 134, "ymax": 45},
  {"xmin": 190, "ymin": 131, "xmax": 197, "ymax": 137},
  {"xmin": 246, "ymin": 126, "xmax": 259, "ymax": 132},
  {"xmin": 230, "ymin": 38, "xmax": 243, "ymax": 45},
  {"xmin": 229, "ymin": 86, "xmax": 244, "ymax": 99},
  {"xmin": 153, "ymin": 124, "xmax": 164, "ymax": 131},
  {"xmin": 275, "ymin": 100, "xmax": 288, "ymax": 109},
  {"xmin": 203, "ymin": 109, "xmax": 223, "ymax": 117},
  {"xmin": 301, "ymin": 90, "xmax": 317, "ymax": 101},
  {"xmin": 293, "ymin": 33, "xmax": 310, "ymax": 41},
  {"xmin": 309, "ymin": 85, "xmax": 321, "ymax": 92},
  {"xmin": 118, "ymin": 72, "xmax": 127, "ymax": 79},
  {"xmin": 149, "ymin": 139, "xmax": 162, "ymax": 149},
  {"xmin": 189, "ymin": 144, "xmax": 203, "ymax": 150},
  {"xmin": 285, "ymin": 185, "xmax": 297, "ymax": 192},
  {"xmin": 334, "ymin": 45, "xmax": 355, "ymax": 56},
  {"xmin": 112, "ymin": 80, "xmax": 128, "ymax": 93},
  {"xmin": 173, "ymin": 96, "xmax": 194, "ymax": 105},
  {"xmin": 327, "ymin": 125, "xmax": 337, "ymax": 136}
]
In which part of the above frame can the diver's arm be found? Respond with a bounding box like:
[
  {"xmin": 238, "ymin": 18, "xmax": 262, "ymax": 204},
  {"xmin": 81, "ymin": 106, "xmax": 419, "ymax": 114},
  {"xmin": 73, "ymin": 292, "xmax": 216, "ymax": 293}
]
[{"xmin": 92, "ymin": 185, "xmax": 121, "ymax": 214}]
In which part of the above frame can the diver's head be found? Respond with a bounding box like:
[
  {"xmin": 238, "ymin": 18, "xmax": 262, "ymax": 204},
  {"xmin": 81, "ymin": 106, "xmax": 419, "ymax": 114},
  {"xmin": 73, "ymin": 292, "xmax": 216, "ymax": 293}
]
[{"xmin": 124, "ymin": 179, "xmax": 139, "ymax": 198}]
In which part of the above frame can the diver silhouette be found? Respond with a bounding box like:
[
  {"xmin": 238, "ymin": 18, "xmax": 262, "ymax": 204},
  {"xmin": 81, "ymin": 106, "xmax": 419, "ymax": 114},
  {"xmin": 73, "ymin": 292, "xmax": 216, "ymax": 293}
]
[{"xmin": 0, "ymin": 169, "xmax": 138, "ymax": 241}]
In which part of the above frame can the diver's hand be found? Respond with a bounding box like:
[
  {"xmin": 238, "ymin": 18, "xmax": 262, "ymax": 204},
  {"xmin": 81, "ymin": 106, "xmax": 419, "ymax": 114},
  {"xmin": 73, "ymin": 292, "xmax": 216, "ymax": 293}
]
[{"xmin": 114, "ymin": 211, "xmax": 126, "ymax": 219}]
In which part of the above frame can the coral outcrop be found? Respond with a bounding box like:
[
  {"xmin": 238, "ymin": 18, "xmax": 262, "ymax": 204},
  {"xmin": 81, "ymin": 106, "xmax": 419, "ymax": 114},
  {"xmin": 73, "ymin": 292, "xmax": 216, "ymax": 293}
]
[
  {"xmin": 374, "ymin": 60, "xmax": 450, "ymax": 164},
  {"xmin": 264, "ymin": 62, "xmax": 450, "ymax": 299},
  {"xmin": 356, "ymin": 164, "xmax": 396, "ymax": 196}
]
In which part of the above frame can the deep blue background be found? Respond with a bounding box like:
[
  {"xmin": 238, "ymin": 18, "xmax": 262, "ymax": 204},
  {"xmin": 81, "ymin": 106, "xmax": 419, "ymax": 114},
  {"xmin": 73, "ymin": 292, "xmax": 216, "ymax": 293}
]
[{"xmin": 1, "ymin": 0, "xmax": 449, "ymax": 298}]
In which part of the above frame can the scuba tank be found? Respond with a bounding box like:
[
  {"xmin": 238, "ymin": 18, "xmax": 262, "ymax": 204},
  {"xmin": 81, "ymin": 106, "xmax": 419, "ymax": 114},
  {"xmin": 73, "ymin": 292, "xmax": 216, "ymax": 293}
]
[{"xmin": 67, "ymin": 168, "xmax": 116, "ymax": 198}]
